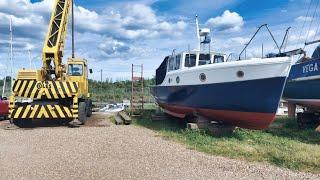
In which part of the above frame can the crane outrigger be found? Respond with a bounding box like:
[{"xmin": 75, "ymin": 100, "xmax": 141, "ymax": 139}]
[{"xmin": 9, "ymin": 0, "xmax": 92, "ymax": 126}]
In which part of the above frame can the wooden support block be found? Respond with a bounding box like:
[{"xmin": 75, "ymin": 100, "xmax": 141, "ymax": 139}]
[
  {"xmin": 196, "ymin": 116, "xmax": 210, "ymax": 129},
  {"xmin": 119, "ymin": 111, "xmax": 131, "ymax": 121},
  {"xmin": 118, "ymin": 111, "xmax": 132, "ymax": 125},
  {"xmin": 288, "ymin": 102, "xmax": 296, "ymax": 119},
  {"xmin": 207, "ymin": 123, "xmax": 235, "ymax": 136},
  {"xmin": 187, "ymin": 123, "xmax": 199, "ymax": 130},
  {"xmin": 114, "ymin": 115, "xmax": 124, "ymax": 125}
]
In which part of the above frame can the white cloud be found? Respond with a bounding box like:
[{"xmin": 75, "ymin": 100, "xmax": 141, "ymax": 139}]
[
  {"xmin": 0, "ymin": 1, "xmax": 190, "ymax": 80},
  {"xmin": 288, "ymin": 30, "xmax": 317, "ymax": 44},
  {"xmin": 99, "ymin": 38, "xmax": 130, "ymax": 57},
  {"xmin": 74, "ymin": 3, "xmax": 187, "ymax": 40},
  {"xmin": 122, "ymin": 4, "xmax": 157, "ymax": 29},
  {"xmin": 229, "ymin": 37, "xmax": 250, "ymax": 45},
  {"xmin": 206, "ymin": 10, "xmax": 244, "ymax": 32},
  {"xmin": 295, "ymin": 16, "xmax": 313, "ymax": 22}
]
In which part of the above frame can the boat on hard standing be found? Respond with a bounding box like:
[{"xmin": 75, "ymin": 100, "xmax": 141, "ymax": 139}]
[
  {"xmin": 151, "ymin": 17, "xmax": 292, "ymax": 130},
  {"xmin": 283, "ymin": 45, "xmax": 320, "ymax": 108}
]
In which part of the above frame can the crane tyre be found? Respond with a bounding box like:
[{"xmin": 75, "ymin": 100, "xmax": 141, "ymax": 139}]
[
  {"xmin": 78, "ymin": 102, "xmax": 87, "ymax": 124},
  {"xmin": 86, "ymin": 100, "xmax": 92, "ymax": 117}
]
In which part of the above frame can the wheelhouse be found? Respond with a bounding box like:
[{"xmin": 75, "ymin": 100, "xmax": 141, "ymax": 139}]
[
  {"xmin": 155, "ymin": 51, "xmax": 227, "ymax": 85},
  {"xmin": 166, "ymin": 51, "xmax": 227, "ymax": 72}
]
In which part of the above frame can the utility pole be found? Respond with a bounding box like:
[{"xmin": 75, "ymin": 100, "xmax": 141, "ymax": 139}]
[
  {"xmin": 9, "ymin": 17, "xmax": 13, "ymax": 89},
  {"xmin": 100, "ymin": 69, "xmax": 103, "ymax": 101},
  {"xmin": 28, "ymin": 49, "xmax": 32, "ymax": 68}
]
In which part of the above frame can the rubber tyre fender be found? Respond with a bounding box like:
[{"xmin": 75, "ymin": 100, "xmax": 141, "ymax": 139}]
[{"xmin": 78, "ymin": 102, "xmax": 87, "ymax": 124}]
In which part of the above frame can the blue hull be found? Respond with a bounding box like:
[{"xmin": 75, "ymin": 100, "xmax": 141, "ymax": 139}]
[
  {"xmin": 151, "ymin": 77, "xmax": 287, "ymax": 129},
  {"xmin": 152, "ymin": 77, "xmax": 286, "ymax": 113},
  {"xmin": 283, "ymin": 58, "xmax": 320, "ymax": 106}
]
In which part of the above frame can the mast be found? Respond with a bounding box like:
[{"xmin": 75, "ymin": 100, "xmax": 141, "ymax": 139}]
[
  {"xmin": 9, "ymin": 17, "xmax": 13, "ymax": 90},
  {"xmin": 195, "ymin": 15, "xmax": 200, "ymax": 50}
]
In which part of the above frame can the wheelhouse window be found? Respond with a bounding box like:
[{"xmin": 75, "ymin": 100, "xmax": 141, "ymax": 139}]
[
  {"xmin": 199, "ymin": 54, "xmax": 211, "ymax": 66},
  {"xmin": 185, "ymin": 54, "xmax": 196, "ymax": 67},
  {"xmin": 175, "ymin": 54, "xmax": 181, "ymax": 70},
  {"xmin": 68, "ymin": 64, "xmax": 83, "ymax": 76},
  {"xmin": 214, "ymin": 55, "xmax": 224, "ymax": 63},
  {"xmin": 168, "ymin": 56, "xmax": 175, "ymax": 71}
]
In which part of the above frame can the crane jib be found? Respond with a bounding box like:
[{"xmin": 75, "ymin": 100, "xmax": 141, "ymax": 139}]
[{"xmin": 47, "ymin": 0, "xmax": 69, "ymax": 48}]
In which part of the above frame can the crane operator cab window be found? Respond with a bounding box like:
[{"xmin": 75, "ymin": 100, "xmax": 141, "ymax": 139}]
[{"xmin": 68, "ymin": 64, "xmax": 83, "ymax": 76}]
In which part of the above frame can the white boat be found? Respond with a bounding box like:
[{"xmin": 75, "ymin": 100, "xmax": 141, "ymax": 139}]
[{"xmin": 151, "ymin": 16, "xmax": 292, "ymax": 130}]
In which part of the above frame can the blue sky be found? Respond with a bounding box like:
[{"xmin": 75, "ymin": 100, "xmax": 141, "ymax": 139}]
[{"xmin": 0, "ymin": 0, "xmax": 319, "ymax": 80}]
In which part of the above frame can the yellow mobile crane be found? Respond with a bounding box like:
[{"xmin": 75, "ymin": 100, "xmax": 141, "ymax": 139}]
[{"xmin": 9, "ymin": 0, "xmax": 92, "ymax": 125}]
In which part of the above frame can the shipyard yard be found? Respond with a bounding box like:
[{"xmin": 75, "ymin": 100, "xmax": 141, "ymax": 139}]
[
  {"xmin": 2, "ymin": 0, "xmax": 320, "ymax": 179},
  {"xmin": 0, "ymin": 112, "xmax": 318, "ymax": 179}
]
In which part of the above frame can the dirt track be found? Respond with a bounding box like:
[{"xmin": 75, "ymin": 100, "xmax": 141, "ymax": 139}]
[{"xmin": 0, "ymin": 113, "xmax": 319, "ymax": 179}]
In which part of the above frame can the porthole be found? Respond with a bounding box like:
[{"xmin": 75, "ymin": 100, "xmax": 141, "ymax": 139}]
[
  {"xmin": 168, "ymin": 78, "xmax": 172, "ymax": 83},
  {"xmin": 176, "ymin": 76, "xmax": 180, "ymax": 84},
  {"xmin": 237, "ymin": 70, "xmax": 244, "ymax": 78},
  {"xmin": 199, "ymin": 73, "xmax": 206, "ymax": 82}
]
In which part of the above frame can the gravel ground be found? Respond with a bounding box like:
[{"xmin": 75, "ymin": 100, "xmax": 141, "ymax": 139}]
[{"xmin": 0, "ymin": 113, "xmax": 319, "ymax": 180}]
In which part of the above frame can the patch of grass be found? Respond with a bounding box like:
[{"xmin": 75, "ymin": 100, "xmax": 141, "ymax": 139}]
[
  {"xmin": 109, "ymin": 116, "xmax": 116, "ymax": 124},
  {"xmin": 134, "ymin": 109, "xmax": 320, "ymax": 173}
]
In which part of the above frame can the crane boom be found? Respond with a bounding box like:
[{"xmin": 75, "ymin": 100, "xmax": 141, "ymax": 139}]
[{"xmin": 42, "ymin": 0, "xmax": 72, "ymax": 80}]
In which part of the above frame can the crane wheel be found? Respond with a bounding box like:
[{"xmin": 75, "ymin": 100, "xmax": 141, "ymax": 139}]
[
  {"xmin": 86, "ymin": 100, "xmax": 92, "ymax": 117},
  {"xmin": 78, "ymin": 102, "xmax": 87, "ymax": 124},
  {"xmin": 13, "ymin": 119, "xmax": 32, "ymax": 128}
]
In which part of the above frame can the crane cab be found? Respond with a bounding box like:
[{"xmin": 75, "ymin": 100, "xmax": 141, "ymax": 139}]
[{"xmin": 66, "ymin": 58, "xmax": 90, "ymax": 98}]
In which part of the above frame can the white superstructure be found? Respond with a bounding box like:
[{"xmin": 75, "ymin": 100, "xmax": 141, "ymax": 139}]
[{"xmin": 161, "ymin": 51, "xmax": 292, "ymax": 86}]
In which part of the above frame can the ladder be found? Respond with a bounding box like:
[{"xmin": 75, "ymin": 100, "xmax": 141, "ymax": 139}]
[{"xmin": 131, "ymin": 64, "xmax": 144, "ymax": 116}]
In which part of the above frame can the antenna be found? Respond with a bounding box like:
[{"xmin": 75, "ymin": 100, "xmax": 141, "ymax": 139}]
[{"xmin": 195, "ymin": 15, "xmax": 200, "ymax": 51}]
